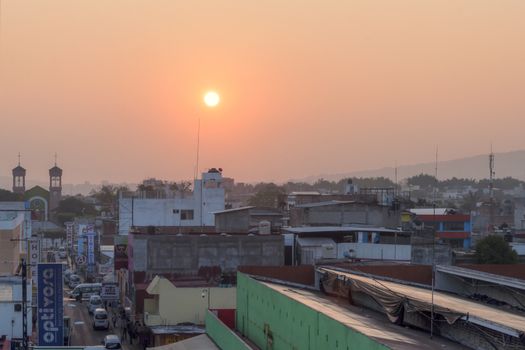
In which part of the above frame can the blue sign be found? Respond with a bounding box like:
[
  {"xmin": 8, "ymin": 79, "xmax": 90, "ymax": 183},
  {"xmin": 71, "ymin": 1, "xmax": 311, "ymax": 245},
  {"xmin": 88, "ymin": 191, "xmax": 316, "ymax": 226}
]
[
  {"xmin": 38, "ymin": 263, "xmax": 63, "ymax": 346},
  {"xmin": 87, "ymin": 233, "xmax": 95, "ymax": 265},
  {"xmin": 77, "ymin": 236, "xmax": 84, "ymax": 256}
]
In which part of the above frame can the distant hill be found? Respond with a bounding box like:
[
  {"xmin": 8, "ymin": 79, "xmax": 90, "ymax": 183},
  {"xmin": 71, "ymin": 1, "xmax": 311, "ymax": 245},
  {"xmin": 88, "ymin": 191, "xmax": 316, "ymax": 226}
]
[{"xmin": 293, "ymin": 150, "xmax": 525, "ymax": 183}]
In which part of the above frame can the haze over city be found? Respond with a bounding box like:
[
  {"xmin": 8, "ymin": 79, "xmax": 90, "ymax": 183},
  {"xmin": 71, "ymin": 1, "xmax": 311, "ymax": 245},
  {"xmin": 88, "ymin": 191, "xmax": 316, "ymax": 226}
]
[{"xmin": 1, "ymin": 1, "xmax": 525, "ymax": 184}]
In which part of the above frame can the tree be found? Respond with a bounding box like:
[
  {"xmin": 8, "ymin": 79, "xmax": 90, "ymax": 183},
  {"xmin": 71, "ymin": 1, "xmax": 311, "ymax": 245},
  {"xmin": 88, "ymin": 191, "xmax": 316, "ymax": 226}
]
[
  {"xmin": 248, "ymin": 183, "xmax": 286, "ymax": 208},
  {"xmin": 460, "ymin": 191, "xmax": 481, "ymax": 212},
  {"xmin": 0, "ymin": 189, "xmax": 23, "ymax": 201},
  {"xmin": 475, "ymin": 235, "xmax": 518, "ymax": 264},
  {"xmin": 406, "ymin": 174, "xmax": 437, "ymax": 188},
  {"xmin": 54, "ymin": 196, "xmax": 98, "ymax": 224}
]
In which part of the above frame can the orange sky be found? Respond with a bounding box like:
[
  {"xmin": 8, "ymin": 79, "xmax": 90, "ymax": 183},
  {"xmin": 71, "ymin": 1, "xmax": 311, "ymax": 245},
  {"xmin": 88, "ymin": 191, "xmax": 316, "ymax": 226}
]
[{"xmin": 1, "ymin": 1, "xmax": 525, "ymax": 184}]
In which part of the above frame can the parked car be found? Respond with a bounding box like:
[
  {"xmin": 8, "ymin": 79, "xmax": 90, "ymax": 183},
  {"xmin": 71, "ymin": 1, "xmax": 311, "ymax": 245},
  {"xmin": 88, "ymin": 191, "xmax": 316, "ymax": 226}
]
[
  {"xmin": 93, "ymin": 308, "xmax": 109, "ymax": 330},
  {"xmin": 102, "ymin": 335, "xmax": 121, "ymax": 349},
  {"xmin": 88, "ymin": 295, "xmax": 103, "ymax": 314}
]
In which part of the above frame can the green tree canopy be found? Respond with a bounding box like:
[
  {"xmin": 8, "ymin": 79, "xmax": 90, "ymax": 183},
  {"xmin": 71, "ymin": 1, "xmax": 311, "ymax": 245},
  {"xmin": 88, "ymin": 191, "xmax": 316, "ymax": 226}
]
[
  {"xmin": 0, "ymin": 189, "xmax": 23, "ymax": 201},
  {"xmin": 407, "ymin": 174, "xmax": 437, "ymax": 188},
  {"xmin": 474, "ymin": 235, "xmax": 518, "ymax": 264},
  {"xmin": 248, "ymin": 183, "xmax": 286, "ymax": 208}
]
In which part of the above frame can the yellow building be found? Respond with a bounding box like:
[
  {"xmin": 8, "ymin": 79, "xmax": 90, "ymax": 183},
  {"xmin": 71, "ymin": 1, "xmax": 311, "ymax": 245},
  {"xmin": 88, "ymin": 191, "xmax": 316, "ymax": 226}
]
[{"xmin": 144, "ymin": 276, "xmax": 236, "ymax": 327}]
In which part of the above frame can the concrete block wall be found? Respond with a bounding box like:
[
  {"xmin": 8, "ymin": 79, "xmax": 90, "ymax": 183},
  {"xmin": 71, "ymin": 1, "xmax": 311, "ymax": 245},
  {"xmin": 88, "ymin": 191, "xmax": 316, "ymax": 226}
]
[{"xmin": 132, "ymin": 234, "xmax": 284, "ymax": 275}]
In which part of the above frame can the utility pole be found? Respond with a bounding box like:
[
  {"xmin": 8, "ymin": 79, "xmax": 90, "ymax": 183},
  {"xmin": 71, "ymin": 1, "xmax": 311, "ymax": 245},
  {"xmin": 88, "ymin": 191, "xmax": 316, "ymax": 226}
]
[
  {"xmin": 430, "ymin": 146, "xmax": 438, "ymax": 339},
  {"xmin": 489, "ymin": 146, "xmax": 495, "ymax": 233},
  {"xmin": 21, "ymin": 258, "xmax": 28, "ymax": 350}
]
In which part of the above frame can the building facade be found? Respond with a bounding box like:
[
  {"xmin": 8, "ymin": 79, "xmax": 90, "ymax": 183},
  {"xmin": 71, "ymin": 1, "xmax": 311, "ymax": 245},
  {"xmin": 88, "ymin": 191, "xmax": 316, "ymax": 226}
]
[
  {"xmin": 409, "ymin": 208, "xmax": 472, "ymax": 249},
  {"xmin": 118, "ymin": 170, "xmax": 225, "ymax": 235}
]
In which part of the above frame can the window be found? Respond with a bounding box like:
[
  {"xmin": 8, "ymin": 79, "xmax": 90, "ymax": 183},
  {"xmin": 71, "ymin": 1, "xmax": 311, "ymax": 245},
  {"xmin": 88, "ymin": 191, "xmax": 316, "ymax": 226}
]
[
  {"xmin": 180, "ymin": 210, "xmax": 194, "ymax": 220},
  {"xmin": 443, "ymin": 221, "xmax": 464, "ymax": 231}
]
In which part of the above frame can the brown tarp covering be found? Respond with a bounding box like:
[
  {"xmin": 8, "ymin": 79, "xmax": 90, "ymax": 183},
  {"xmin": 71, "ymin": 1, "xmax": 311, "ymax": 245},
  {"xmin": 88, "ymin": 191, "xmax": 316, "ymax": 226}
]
[{"xmin": 321, "ymin": 271, "xmax": 464, "ymax": 325}]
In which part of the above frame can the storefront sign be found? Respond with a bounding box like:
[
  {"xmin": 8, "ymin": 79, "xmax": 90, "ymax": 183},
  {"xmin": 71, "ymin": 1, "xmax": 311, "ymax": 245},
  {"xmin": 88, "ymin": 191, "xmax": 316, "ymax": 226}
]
[{"xmin": 37, "ymin": 263, "xmax": 63, "ymax": 346}]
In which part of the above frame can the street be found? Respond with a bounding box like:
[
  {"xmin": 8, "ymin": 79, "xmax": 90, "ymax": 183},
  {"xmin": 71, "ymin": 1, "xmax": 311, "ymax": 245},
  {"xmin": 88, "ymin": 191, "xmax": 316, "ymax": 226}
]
[
  {"xmin": 63, "ymin": 293, "xmax": 139, "ymax": 350},
  {"xmin": 64, "ymin": 295, "xmax": 112, "ymax": 347}
]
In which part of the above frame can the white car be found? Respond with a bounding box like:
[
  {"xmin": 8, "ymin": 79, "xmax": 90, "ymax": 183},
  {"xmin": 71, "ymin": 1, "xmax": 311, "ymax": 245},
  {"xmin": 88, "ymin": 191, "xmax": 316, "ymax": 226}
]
[
  {"xmin": 102, "ymin": 335, "xmax": 121, "ymax": 349},
  {"xmin": 88, "ymin": 295, "xmax": 103, "ymax": 314},
  {"xmin": 93, "ymin": 308, "xmax": 109, "ymax": 330}
]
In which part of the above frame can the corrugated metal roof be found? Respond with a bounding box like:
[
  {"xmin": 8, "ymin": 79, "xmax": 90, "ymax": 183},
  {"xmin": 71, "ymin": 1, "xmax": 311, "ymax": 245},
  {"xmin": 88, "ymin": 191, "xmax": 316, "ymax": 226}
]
[{"xmin": 283, "ymin": 226, "xmax": 401, "ymax": 234}]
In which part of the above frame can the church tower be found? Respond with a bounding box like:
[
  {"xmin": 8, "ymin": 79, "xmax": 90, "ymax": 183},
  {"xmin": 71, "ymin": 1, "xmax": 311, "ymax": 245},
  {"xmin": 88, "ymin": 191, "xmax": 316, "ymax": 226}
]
[
  {"xmin": 12, "ymin": 153, "xmax": 26, "ymax": 194},
  {"xmin": 49, "ymin": 156, "xmax": 63, "ymax": 211}
]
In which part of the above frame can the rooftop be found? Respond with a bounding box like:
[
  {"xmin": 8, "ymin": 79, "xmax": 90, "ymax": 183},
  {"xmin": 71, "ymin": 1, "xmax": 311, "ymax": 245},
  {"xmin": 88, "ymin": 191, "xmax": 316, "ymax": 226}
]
[
  {"xmin": 294, "ymin": 200, "xmax": 355, "ymax": 208},
  {"xmin": 283, "ymin": 225, "xmax": 401, "ymax": 234},
  {"xmin": 262, "ymin": 280, "xmax": 465, "ymax": 350},
  {"xmin": 320, "ymin": 267, "xmax": 525, "ymax": 337},
  {"xmin": 409, "ymin": 208, "xmax": 459, "ymax": 216}
]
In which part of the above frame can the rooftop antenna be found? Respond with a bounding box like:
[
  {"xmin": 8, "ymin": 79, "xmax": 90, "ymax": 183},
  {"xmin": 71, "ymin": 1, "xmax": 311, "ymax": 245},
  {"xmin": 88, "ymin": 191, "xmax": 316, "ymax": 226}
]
[
  {"xmin": 489, "ymin": 145, "xmax": 495, "ymax": 200},
  {"xmin": 18, "ymin": 152, "xmax": 21, "ymax": 166},
  {"xmin": 394, "ymin": 161, "xmax": 398, "ymax": 195},
  {"xmin": 430, "ymin": 145, "xmax": 438, "ymax": 339},
  {"xmin": 489, "ymin": 145, "xmax": 495, "ymax": 233}
]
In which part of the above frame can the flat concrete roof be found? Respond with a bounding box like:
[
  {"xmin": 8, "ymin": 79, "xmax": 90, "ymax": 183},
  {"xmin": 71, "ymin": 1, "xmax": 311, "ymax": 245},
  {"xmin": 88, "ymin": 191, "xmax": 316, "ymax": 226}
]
[
  {"xmin": 320, "ymin": 267, "xmax": 525, "ymax": 336},
  {"xmin": 262, "ymin": 281, "xmax": 466, "ymax": 350}
]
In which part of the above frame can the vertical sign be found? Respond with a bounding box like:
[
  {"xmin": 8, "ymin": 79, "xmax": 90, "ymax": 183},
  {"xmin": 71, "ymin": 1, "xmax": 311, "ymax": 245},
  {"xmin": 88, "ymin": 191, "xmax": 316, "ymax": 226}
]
[
  {"xmin": 77, "ymin": 224, "xmax": 86, "ymax": 256},
  {"xmin": 87, "ymin": 233, "xmax": 95, "ymax": 265},
  {"xmin": 65, "ymin": 222, "xmax": 74, "ymax": 250},
  {"xmin": 38, "ymin": 263, "xmax": 63, "ymax": 346},
  {"xmin": 29, "ymin": 238, "xmax": 40, "ymax": 286}
]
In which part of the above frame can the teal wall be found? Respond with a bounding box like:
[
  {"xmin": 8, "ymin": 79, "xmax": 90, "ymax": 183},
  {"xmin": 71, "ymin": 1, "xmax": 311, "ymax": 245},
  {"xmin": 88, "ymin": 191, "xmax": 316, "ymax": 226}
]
[
  {"xmin": 236, "ymin": 273, "xmax": 389, "ymax": 350},
  {"xmin": 206, "ymin": 310, "xmax": 251, "ymax": 350}
]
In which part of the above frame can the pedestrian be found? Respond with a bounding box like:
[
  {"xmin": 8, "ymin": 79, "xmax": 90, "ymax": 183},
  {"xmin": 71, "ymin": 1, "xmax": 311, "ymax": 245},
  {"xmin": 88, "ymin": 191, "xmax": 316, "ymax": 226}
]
[
  {"xmin": 128, "ymin": 323, "xmax": 134, "ymax": 345},
  {"xmin": 121, "ymin": 324, "xmax": 127, "ymax": 341}
]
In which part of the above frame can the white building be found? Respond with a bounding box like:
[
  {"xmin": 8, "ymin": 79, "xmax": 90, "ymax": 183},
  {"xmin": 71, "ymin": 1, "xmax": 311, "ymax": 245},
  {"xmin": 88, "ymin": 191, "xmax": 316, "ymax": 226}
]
[
  {"xmin": 118, "ymin": 170, "xmax": 225, "ymax": 235},
  {"xmin": 0, "ymin": 276, "xmax": 32, "ymax": 341},
  {"xmin": 0, "ymin": 202, "xmax": 32, "ymax": 275}
]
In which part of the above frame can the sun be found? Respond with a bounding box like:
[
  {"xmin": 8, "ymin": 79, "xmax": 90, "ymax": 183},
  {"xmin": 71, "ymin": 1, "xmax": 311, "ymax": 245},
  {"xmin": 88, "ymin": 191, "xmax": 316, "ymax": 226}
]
[{"xmin": 204, "ymin": 91, "xmax": 220, "ymax": 107}]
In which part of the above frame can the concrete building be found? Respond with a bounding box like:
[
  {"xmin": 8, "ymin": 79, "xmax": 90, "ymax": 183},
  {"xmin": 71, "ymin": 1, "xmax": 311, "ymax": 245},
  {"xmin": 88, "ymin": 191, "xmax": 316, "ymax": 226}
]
[
  {"xmin": 118, "ymin": 169, "xmax": 225, "ymax": 235},
  {"xmin": 144, "ymin": 275, "xmax": 236, "ymax": 326},
  {"xmin": 283, "ymin": 226, "xmax": 410, "ymax": 265},
  {"xmin": 122, "ymin": 232, "xmax": 283, "ymax": 318},
  {"xmin": 290, "ymin": 201, "xmax": 401, "ymax": 228},
  {"xmin": 0, "ymin": 276, "xmax": 32, "ymax": 342},
  {"xmin": 409, "ymin": 208, "xmax": 472, "ymax": 249},
  {"xmin": 234, "ymin": 271, "xmax": 463, "ymax": 350},
  {"xmin": 213, "ymin": 206, "xmax": 283, "ymax": 234}
]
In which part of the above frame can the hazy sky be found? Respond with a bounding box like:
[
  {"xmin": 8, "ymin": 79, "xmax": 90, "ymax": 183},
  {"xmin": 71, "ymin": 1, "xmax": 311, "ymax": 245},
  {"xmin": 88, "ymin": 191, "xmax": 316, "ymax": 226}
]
[{"xmin": 1, "ymin": 1, "xmax": 525, "ymax": 184}]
